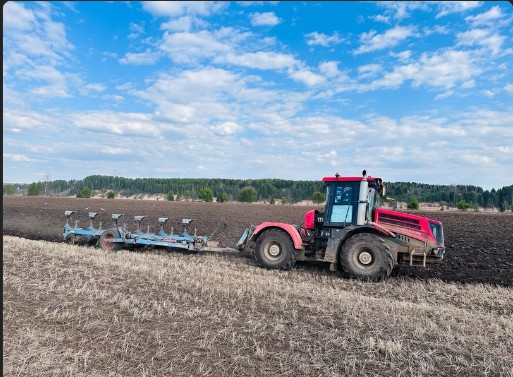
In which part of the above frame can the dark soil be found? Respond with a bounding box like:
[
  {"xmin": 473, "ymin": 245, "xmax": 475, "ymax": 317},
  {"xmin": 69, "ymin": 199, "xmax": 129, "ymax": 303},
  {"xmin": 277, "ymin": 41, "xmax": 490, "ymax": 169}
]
[{"xmin": 3, "ymin": 196, "xmax": 512, "ymax": 287}]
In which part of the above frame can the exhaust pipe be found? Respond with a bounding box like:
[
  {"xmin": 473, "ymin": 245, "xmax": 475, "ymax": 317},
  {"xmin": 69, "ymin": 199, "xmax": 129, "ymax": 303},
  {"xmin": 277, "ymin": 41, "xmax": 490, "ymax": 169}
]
[{"xmin": 357, "ymin": 170, "xmax": 369, "ymax": 225}]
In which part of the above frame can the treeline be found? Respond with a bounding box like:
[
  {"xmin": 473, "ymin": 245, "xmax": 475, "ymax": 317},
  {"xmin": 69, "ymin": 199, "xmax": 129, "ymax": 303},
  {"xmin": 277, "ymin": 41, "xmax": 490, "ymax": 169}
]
[
  {"xmin": 4, "ymin": 175, "xmax": 513, "ymax": 211},
  {"xmin": 386, "ymin": 182, "xmax": 513, "ymax": 211},
  {"xmin": 5, "ymin": 176, "xmax": 324, "ymax": 204}
]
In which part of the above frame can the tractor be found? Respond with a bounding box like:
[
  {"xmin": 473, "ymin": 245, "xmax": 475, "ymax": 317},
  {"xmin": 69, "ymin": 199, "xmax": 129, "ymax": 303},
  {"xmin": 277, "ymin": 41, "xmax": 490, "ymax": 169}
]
[{"xmin": 237, "ymin": 170, "xmax": 445, "ymax": 282}]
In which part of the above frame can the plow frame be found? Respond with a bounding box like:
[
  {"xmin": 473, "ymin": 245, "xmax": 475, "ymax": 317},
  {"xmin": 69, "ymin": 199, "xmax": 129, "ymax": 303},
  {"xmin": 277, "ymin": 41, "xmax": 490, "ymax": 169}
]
[
  {"xmin": 63, "ymin": 211, "xmax": 240, "ymax": 253},
  {"xmin": 63, "ymin": 211, "xmax": 104, "ymax": 244}
]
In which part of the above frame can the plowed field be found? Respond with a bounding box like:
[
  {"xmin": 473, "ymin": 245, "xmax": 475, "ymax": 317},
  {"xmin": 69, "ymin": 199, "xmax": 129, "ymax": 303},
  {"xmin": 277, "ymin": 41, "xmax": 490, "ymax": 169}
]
[{"xmin": 3, "ymin": 196, "xmax": 512, "ymax": 287}]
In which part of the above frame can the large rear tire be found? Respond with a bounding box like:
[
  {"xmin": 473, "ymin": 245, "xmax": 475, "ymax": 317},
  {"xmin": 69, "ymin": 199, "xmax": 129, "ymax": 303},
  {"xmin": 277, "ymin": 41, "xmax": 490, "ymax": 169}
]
[
  {"xmin": 339, "ymin": 233, "xmax": 393, "ymax": 282},
  {"xmin": 99, "ymin": 229, "xmax": 122, "ymax": 253},
  {"xmin": 255, "ymin": 229, "xmax": 297, "ymax": 270}
]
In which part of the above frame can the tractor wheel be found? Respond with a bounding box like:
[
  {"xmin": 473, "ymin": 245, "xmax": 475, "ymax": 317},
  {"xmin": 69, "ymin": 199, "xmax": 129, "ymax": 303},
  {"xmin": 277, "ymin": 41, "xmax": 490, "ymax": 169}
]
[
  {"xmin": 255, "ymin": 229, "xmax": 297, "ymax": 270},
  {"xmin": 99, "ymin": 229, "xmax": 122, "ymax": 253},
  {"xmin": 339, "ymin": 233, "xmax": 393, "ymax": 282}
]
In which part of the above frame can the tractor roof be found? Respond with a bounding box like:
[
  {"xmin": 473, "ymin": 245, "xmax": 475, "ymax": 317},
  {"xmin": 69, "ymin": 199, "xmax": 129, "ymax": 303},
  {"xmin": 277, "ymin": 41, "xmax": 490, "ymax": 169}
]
[{"xmin": 322, "ymin": 176, "xmax": 381, "ymax": 183}]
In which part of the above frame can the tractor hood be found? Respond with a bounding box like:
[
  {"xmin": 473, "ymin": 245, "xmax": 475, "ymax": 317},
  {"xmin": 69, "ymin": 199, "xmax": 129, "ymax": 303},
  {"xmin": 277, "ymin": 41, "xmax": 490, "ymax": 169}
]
[{"xmin": 374, "ymin": 208, "xmax": 444, "ymax": 247}]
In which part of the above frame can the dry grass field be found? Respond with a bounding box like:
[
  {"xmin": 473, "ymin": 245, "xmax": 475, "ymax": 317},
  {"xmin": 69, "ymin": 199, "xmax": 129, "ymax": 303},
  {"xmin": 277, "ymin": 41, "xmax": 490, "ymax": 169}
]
[{"xmin": 3, "ymin": 235, "xmax": 513, "ymax": 376}]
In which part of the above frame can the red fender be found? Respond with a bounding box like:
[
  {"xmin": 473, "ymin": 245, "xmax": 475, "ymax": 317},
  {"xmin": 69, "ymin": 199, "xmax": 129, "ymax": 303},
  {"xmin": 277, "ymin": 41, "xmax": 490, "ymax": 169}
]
[{"xmin": 250, "ymin": 222, "xmax": 303, "ymax": 250}]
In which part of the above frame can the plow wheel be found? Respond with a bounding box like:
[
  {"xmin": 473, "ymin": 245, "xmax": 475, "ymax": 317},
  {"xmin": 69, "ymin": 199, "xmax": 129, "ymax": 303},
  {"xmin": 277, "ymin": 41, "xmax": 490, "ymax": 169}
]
[
  {"xmin": 339, "ymin": 233, "xmax": 393, "ymax": 282},
  {"xmin": 255, "ymin": 229, "xmax": 297, "ymax": 270},
  {"xmin": 99, "ymin": 229, "xmax": 122, "ymax": 253}
]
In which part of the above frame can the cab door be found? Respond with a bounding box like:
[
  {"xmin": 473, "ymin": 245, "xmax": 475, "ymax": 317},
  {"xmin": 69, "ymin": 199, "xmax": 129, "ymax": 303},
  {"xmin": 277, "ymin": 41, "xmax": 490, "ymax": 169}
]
[{"xmin": 324, "ymin": 182, "xmax": 357, "ymax": 227}]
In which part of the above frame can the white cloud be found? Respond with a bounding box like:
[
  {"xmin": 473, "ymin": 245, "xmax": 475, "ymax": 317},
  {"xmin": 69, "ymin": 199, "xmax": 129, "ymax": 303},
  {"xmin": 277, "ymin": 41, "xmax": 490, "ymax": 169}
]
[
  {"xmin": 159, "ymin": 30, "xmax": 231, "ymax": 63},
  {"xmin": 3, "ymin": 110, "xmax": 54, "ymax": 131},
  {"xmin": 212, "ymin": 121, "xmax": 240, "ymax": 136},
  {"xmin": 436, "ymin": 1, "xmax": 483, "ymax": 18},
  {"xmin": 422, "ymin": 25, "xmax": 450, "ymax": 36},
  {"xmin": 358, "ymin": 64, "xmax": 381, "ymax": 79},
  {"xmin": 142, "ymin": 1, "xmax": 226, "ymax": 17},
  {"xmin": 141, "ymin": 68, "xmax": 239, "ymax": 102},
  {"xmin": 17, "ymin": 64, "xmax": 65, "ymax": 82},
  {"xmin": 353, "ymin": 26, "xmax": 416, "ymax": 55},
  {"xmin": 130, "ymin": 66, "xmax": 307, "ymax": 134},
  {"xmin": 31, "ymin": 85, "xmax": 71, "ymax": 98},
  {"xmin": 371, "ymin": 14, "xmax": 390, "ymax": 24},
  {"xmin": 462, "ymin": 154, "xmax": 493, "ymax": 166},
  {"xmin": 103, "ymin": 94, "xmax": 125, "ymax": 104},
  {"xmin": 319, "ymin": 61, "xmax": 341, "ymax": 78},
  {"xmin": 16, "ymin": 33, "xmax": 59, "ymax": 58},
  {"xmin": 482, "ymin": 89, "xmax": 496, "ymax": 98},
  {"xmin": 505, "ymin": 83, "xmax": 513, "ymax": 95},
  {"xmin": 223, "ymin": 51, "xmax": 298, "ymax": 70},
  {"xmin": 3, "ymin": 2, "xmax": 77, "ymax": 101},
  {"xmin": 434, "ymin": 90, "xmax": 454, "ymax": 100},
  {"xmin": 128, "ymin": 22, "xmax": 145, "ymax": 40},
  {"xmin": 457, "ymin": 29, "xmax": 505, "ymax": 54},
  {"xmin": 119, "ymin": 50, "xmax": 160, "ymax": 65},
  {"xmin": 250, "ymin": 12, "xmax": 281, "ymax": 27},
  {"xmin": 133, "ymin": 68, "xmax": 241, "ymax": 123},
  {"xmin": 237, "ymin": 1, "xmax": 279, "ymax": 6},
  {"xmin": 2, "ymin": 2, "xmax": 36, "ymax": 30},
  {"xmin": 460, "ymin": 80, "xmax": 475, "ymax": 89},
  {"xmin": 305, "ymin": 31, "xmax": 342, "ymax": 47},
  {"xmin": 415, "ymin": 51, "xmax": 478, "ymax": 88},
  {"xmin": 12, "ymin": 64, "xmax": 72, "ymax": 98},
  {"xmin": 4, "ymin": 2, "xmax": 75, "ymax": 61},
  {"xmin": 115, "ymin": 82, "xmax": 134, "ymax": 91},
  {"xmin": 288, "ymin": 69, "xmax": 327, "ymax": 87},
  {"xmin": 43, "ymin": 21, "xmax": 74, "ymax": 54},
  {"xmin": 73, "ymin": 111, "xmax": 162, "ymax": 138},
  {"xmin": 390, "ymin": 50, "xmax": 412, "ymax": 62},
  {"xmin": 366, "ymin": 50, "xmax": 480, "ymax": 91},
  {"xmin": 160, "ymin": 16, "xmax": 208, "ymax": 32},
  {"xmin": 101, "ymin": 146, "xmax": 132, "ymax": 155},
  {"xmin": 464, "ymin": 5, "xmax": 504, "ymax": 26},
  {"xmin": 3, "ymin": 153, "xmax": 31, "ymax": 162},
  {"xmin": 496, "ymin": 146, "xmax": 513, "ymax": 154},
  {"xmin": 79, "ymin": 83, "xmax": 107, "ymax": 96},
  {"xmin": 376, "ymin": 2, "xmax": 430, "ymax": 20}
]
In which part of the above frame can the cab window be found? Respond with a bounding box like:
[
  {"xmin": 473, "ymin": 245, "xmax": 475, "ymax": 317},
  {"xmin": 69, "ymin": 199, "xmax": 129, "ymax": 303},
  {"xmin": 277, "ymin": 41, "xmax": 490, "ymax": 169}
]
[{"xmin": 328, "ymin": 184, "xmax": 354, "ymax": 225}]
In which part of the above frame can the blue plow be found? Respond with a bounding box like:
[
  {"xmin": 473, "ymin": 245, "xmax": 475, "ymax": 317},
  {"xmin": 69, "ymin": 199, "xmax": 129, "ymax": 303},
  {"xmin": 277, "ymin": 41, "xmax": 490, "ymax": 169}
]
[{"xmin": 63, "ymin": 211, "xmax": 248, "ymax": 254}]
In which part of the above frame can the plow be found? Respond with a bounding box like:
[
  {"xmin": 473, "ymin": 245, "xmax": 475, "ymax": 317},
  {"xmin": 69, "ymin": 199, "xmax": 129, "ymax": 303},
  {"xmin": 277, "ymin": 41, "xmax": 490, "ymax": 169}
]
[{"xmin": 63, "ymin": 211, "xmax": 246, "ymax": 254}]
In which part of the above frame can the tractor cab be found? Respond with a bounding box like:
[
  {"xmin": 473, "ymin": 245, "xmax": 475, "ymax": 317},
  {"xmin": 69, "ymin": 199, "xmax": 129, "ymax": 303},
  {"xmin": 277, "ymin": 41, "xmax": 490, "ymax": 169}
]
[{"xmin": 304, "ymin": 171, "xmax": 384, "ymax": 231}]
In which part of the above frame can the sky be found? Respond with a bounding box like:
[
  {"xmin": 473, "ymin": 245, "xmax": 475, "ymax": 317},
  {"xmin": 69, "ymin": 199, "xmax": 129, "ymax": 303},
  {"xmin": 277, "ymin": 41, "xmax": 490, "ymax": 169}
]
[{"xmin": 3, "ymin": 1, "xmax": 513, "ymax": 190}]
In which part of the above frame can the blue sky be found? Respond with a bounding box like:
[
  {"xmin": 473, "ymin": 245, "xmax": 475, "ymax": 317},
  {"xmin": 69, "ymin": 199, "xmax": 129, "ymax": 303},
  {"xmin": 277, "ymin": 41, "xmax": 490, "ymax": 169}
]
[{"xmin": 3, "ymin": 1, "xmax": 513, "ymax": 190}]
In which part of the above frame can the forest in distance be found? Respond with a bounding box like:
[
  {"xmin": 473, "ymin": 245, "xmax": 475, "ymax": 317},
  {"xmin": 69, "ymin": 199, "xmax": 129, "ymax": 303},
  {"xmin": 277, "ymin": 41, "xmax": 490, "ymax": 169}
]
[{"xmin": 4, "ymin": 174, "xmax": 513, "ymax": 211}]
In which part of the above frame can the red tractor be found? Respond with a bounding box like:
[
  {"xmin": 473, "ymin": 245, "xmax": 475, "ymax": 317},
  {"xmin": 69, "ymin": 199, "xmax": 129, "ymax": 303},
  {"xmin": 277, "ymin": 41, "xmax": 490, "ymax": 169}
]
[{"xmin": 238, "ymin": 171, "xmax": 445, "ymax": 282}]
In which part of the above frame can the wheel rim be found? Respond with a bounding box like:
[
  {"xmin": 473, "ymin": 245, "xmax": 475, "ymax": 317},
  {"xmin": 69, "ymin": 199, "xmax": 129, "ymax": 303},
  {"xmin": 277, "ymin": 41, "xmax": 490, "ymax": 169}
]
[
  {"xmin": 102, "ymin": 233, "xmax": 115, "ymax": 250},
  {"xmin": 358, "ymin": 251, "xmax": 373, "ymax": 265},
  {"xmin": 263, "ymin": 241, "xmax": 282, "ymax": 261},
  {"xmin": 352, "ymin": 247, "xmax": 374, "ymax": 267}
]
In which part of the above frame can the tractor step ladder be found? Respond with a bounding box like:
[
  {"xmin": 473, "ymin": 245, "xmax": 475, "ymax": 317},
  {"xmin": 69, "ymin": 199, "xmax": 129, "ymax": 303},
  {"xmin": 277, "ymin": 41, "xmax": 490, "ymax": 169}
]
[{"xmin": 409, "ymin": 248, "xmax": 427, "ymax": 267}]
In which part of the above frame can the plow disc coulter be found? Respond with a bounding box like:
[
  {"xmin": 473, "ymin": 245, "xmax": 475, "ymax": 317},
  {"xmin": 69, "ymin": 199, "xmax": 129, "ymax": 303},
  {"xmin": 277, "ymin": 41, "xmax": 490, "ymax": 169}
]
[{"xmin": 63, "ymin": 211, "xmax": 244, "ymax": 254}]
